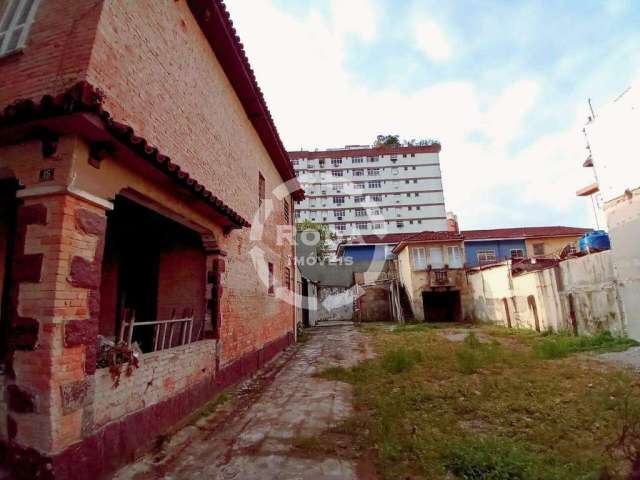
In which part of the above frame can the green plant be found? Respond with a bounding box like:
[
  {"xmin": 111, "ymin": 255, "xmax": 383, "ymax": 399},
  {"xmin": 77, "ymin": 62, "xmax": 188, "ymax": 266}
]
[
  {"xmin": 381, "ymin": 347, "xmax": 424, "ymax": 374},
  {"xmin": 455, "ymin": 347, "xmax": 482, "ymax": 374},
  {"xmin": 445, "ymin": 437, "xmax": 569, "ymax": 480},
  {"xmin": 534, "ymin": 331, "xmax": 638, "ymax": 359}
]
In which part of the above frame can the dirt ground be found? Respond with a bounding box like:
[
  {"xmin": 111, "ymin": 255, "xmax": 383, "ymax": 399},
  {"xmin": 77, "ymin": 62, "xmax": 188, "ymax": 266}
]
[{"xmin": 113, "ymin": 324, "xmax": 374, "ymax": 480}]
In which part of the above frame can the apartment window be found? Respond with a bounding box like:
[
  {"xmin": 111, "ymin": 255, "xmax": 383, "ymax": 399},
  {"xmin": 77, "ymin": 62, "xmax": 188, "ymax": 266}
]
[
  {"xmin": 283, "ymin": 267, "xmax": 291, "ymax": 290},
  {"xmin": 268, "ymin": 263, "xmax": 274, "ymax": 294},
  {"xmin": 477, "ymin": 250, "xmax": 497, "ymax": 264},
  {"xmin": 370, "ymin": 195, "xmax": 383, "ymax": 202},
  {"xmin": 367, "ymin": 156, "xmax": 379, "ymax": 163},
  {"xmin": 368, "ymin": 168, "xmax": 380, "ymax": 176},
  {"xmin": 447, "ymin": 246, "xmax": 463, "ymax": 268},
  {"xmin": 353, "ymin": 169, "xmax": 364, "ymax": 176},
  {"xmin": 354, "ymin": 182, "xmax": 365, "ymax": 190},
  {"xmin": 396, "ymin": 221, "xmax": 404, "ymax": 229},
  {"xmin": 294, "ymin": 210, "xmax": 301, "ymax": 218},
  {"xmin": 355, "ymin": 209, "xmax": 366, "ymax": 217},
  {"xmin": 354, "ymin": 196, "xmax": 365, "ymax": 203},
  {"xmin": 413, "ymin": 179, "xmax": 418, "ymax": 183},
  {"xmin": 533, "ymin": 243, "xmax": 545, "ymax": 256},
  {"xmin": 405, "ymin": 180, "xmax": 410, "ymax": 184},
  {"xmin": 372, "ymin": 223, "xmax": 383, "ymax": 230},
  {"xmin": 369, "ymin": 208, "xmax": 381, "ymax": 216},
  {"xmin": 408, "ymin": 206, "xmax": 412, "ymax": 211},
  {"xmin": 319, "ymin": 159, "xmax": 325, "ymax": 168},
  {"xmin": 412, "ymin": 166, "xmax": 417, "ymax": 170},
  {"xmin": 331, "ymin": 158, "xmax": 342, "ymax": 166},
  {"xmin": 0, "ymin": 0, "xmax": 40, "ymax": 57},
  {"xmin": 403, "ymin": 154, "xmax": 407, "ymax": 158},
  {"xmin": 333, "ymin": 196, "xmax": 345, "ymax": 205},
  {"xmin": 292, "ymin": 160, "xmax": 299, "ymax": 166},
  {"xmin": 511, "ymin": 249, "xmax": 524, "ymax": 259},
  {"xmin": 335, "ymin": 224, "xmax": 346, "ymax": 232},
  {"xmin": 258, "ymin": 173, "xmax": 265, "ymax": 206},
  {"xmin": 406, "ymin": 193, "xmax": 411, "ymax": 197},
  {"xmin": 429, "ymin": 247, "xmax": 444, "ymax": 268},
  {"xmin": 414, "ymin": 192, "xmax": 419, "ymax": 197},
  {"xmin": 412, "ymin": 247, "xmax": 427, "ymax": 269},
  {"xmin": 283, "ymin": 199, "xmax": 290, "ymax": 224},
  {"xmin": 417, "ymin": 220, "xmax": 422, "ymax": 224},
  {"xmin": 390, "ymin": 155, "xmax": 398, "ymax": 161},
  {"xmin": 332, "ymin": 170, "xmax": 343, "ymax": 177},
  {"xmin": 352, "ymin": 157, "xmax": 363, "ymax": 163},
  {"xmin": 356, "ymin": 222, "xmax": 368, "ymax": 230},
  {"xmin": 368, "ymin": 181, "xmax": 382, "ymax": 188},
  {"xmin": 392, "ymin": 167, "xmax": 399, "ymax": 175},
  {"xmin": 332, "ymin": 183, "xmax": 341, "ymax": 191},
  {"xmin": 411, "ymin": 153, "xmax": 415, "ymax": 157},
  {"xmin": 410, "ymin": 220, "xmax": 414, "ymax": 224}
]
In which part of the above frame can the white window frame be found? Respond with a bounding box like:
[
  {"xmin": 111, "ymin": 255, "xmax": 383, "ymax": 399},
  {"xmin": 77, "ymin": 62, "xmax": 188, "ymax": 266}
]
[
  {"xmin": 429, "ymin": 247, "xmax": 444, "ymax": 268},
  {"xmin": 354, "ymin": 182, "xmax": 365, "ymax": 190},
  {"xmin": 368, "ymin": 181, "xmax": 382, "ymax": 188},
  {"xmin": 331, "ymin": 158, "xmax": 342, "ymax": 167},
  {"xmin": 335, "ymin": 224, "xmax": 346, "ymax": 232},
  {"xmin": 447, "ymin": 246, "xmax": 463, "ymax": 268},
  {"xmin": 354, "ymin": 209, "xmax": 366, "ymax": 217},
  {"xmin": 372, "ymin": 223, "xmax": 383, "ymax": 230},
  {"xmin": 353, "ymin": 169, "xmax": 364, "ymax": 176},
  {"xmin": 352, "ymin": 157, "xmax": 363, "ymax": 164},
  {"xmin": 510, "ymin": 249, "xmax": 524, "ymax": 259},
  {"xmin": 412, "ymin": 247, "xmax": 427, "ymax": 269},
  {"xmin": 477, "ymin": 250, "xmax": 497, "ymax": 264},
  {"xmin": 356, "ymin": 222, "xmax": 368, "ymax": 230},
  {"xmin": 0, "ymin": 0, "xmax": 41, "ymax": 57},
  {"xmin": 331, "ymin": 170, "xmax": 343, "ymax": 177},
  {"xmin": 333, "ymin": 196, "xmax": 345, "ymax": 205},
  {"xmin": 368, "ymin": 168, "xmax": 381, "ymax": 176},
  {"xmin": 370, "ymin": 194, "xmax": 383, "ymax": 202},
  {"xmin": 354, "ymin": 196, "xmax": 365, "ymax": 203}
]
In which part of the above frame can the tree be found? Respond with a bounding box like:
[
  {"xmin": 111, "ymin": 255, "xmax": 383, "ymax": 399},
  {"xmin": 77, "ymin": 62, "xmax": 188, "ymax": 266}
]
[
  {"xmin": 296, "ymin": 220, "xmax": 337, "ymax": 260},
  {"xmin": 374, "ymin": 134, "xmax": 401, "ymax": 147}
]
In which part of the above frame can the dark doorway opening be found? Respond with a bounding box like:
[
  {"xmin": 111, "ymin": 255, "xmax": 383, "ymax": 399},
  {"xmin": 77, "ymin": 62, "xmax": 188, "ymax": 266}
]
[
  {"xmin": 0, "ymin": 178, "xmax": 18, "ymax": 359},
  {"xmin": 301, "ymin": 277, "xmax": 310, "ymax": 327},
  {"xmin": 99, "ymin": 196, "xmax": 207, "ymax": 354},
  {"xmin": 422, "ymin": 290, "xmax": 462, "ymax": 323}
]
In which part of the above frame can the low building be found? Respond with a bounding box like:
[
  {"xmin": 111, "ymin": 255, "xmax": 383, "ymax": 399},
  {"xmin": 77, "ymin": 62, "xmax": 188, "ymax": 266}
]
[
  {"xmin": 392, "ymin": 231, "xmax": 469, "ymax": 322},
  {"xmin": 0, "ymin": 1, "xmax": 302, "ymax": 478},
  {"xmin": 463, "ymin": 226, "xmax": 591, "ymax": 266}
]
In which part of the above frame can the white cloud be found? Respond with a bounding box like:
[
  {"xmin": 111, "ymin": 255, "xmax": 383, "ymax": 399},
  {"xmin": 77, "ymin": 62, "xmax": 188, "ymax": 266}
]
[
  {"xmin": 225, "ymin": 0, "xmax": 592, "ymax": 229},
  {"xmin": 330, "ymin": 0, "xmax": 377, "ymax": 42},
  {"xmin": 414, "ymin": 19, "xmax": 452, "ymax": 62}
]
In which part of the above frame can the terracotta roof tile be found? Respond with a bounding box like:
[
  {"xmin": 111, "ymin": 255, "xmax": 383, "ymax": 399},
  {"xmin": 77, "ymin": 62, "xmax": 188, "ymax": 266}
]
[{"xmin": 462, "ymin": 226, "xmax": 591, "ymax": 240}]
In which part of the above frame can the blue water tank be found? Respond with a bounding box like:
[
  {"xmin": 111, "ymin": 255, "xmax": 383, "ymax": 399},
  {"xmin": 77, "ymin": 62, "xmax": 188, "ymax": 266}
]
[{"xmin": 579, "ymin": 230, "xmax": 611, "ymax": 253}]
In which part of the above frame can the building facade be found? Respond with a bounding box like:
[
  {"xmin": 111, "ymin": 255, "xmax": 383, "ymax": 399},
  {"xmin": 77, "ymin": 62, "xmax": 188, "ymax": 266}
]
[
  {"xmin": 0, "ymin": 1, "xmax": 302, "ymax": 478},
  {"xmin": 463, "ymin": 227, "xmax": 591, "ymax": 267},
  {"xmin": 289, "ymin": 145, "xmax": 448, "ymax": 242},
  {"xmin": 393, "ymin": 231, "xmax": 470, "ymax": 322}
]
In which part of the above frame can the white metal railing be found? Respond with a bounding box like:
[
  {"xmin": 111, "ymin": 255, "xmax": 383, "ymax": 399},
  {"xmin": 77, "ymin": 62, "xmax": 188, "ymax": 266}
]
[{"xmin": 118, "ymin": 311, "xmax": 197, "ymax": 352}]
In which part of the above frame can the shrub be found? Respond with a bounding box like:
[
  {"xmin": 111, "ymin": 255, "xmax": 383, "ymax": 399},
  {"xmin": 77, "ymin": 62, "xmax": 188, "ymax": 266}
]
[
  {"xmin": 535, "ymin": 331, "xmax": 638, "ymax": 359},
  {"xmin": 381, "ymin": 347, "xmax": 424, "ymax": 374}
]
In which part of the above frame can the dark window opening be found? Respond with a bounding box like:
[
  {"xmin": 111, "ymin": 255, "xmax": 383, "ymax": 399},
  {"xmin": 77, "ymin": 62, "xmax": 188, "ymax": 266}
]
[
  {"xmin": 258, "ymin": 173, "xmax": 265, "ymax": 206},
  {"xmin": 268, "ymin": 262, "xmax": 275, "ymax": 294},
  {"xmin": 284, "ymin": 267, "xmax": 291, "ymax": 290},
  {"xmin": 99, "ymin": 196, "xmax": 207, "ymax": 356},
  {"xmin": 0, "ymin": 179, "xmax": 18, "ymax": 359}
]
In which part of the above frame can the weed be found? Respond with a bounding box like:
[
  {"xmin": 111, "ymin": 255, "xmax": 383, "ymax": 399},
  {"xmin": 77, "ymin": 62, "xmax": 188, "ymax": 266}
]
[
  {"xmin": 381, "ymin": 347, "xmax": 424, "ymax": 374},
  {"xmin": 455, "ymin": 347, "xmax": 482, "ymax": 374},
  {"xmin": 463, "ymin": 331, "xmax": 482, "ymax": 348},
  {"xmin": 535, "ymin": 331, "xmax": 638, "ymax": 359},
  {"xmin": 394, "ymin": 323, "xmax": 436, "ymax": 334},
  {"xmin": 445, "ymin": 436, "xmax": 572, "ymax": 480}
]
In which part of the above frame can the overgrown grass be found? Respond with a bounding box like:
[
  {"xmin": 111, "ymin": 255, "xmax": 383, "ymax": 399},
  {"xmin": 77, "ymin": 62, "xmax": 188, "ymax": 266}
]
[
  {"xmin": 322, "ymin": 323, "xmax": 640, "ymax": 479},
  {"xmin": 445, "ymin": 436, "xmax": 585, "ymax": 480},
  {"xmin": 534, "ymin": 330, "xmax": 639, "ymax": 359}
]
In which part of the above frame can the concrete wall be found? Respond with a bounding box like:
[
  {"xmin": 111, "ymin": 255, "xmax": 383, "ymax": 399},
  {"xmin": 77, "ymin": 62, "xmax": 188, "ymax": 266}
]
[
  {"xmin": 468, "ymin": 251, "xmax": 626, "ymax": 335},
  {"xmin": 317, "ymin": 286, "xmax": 354, "ymax": 322},
  {"xmin": 524, "ymin": 236, "xmax": 580, "ymax": 258},
  {"xmin": 605, "ymin": 189, "xmax": 640, "ymax": 339}
]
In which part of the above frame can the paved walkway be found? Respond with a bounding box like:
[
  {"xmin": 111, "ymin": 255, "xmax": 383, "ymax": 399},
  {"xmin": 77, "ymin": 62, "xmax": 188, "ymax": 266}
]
[{"xmin": 114, "ymin": 325, "xmax": 373, "ymax": 480}]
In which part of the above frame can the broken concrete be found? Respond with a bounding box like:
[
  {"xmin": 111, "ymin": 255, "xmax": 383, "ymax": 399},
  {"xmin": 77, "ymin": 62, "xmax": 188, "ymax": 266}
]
[{"xmin": 114, "ymin": 325, "xmax": 373, "ymax": 480}]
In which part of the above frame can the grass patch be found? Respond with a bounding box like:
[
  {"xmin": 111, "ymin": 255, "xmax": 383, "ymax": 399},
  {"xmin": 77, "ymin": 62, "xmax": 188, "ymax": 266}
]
[
  {"xmin": 445, "ymin": 436, "xmax": 583, "ymax": 480},
  {"xmin": 381, "ymin": 347, "xmax": 424, "ymax": 374},
  {"xmin": 393, "ymin": 323, "xmax": 437, "ymax": 334},
  {"xmin": 332, "ymin": 323, "xmax": 640, "ymax": 479},
  {"xmin": 535, "ymin": 331, "xmax": 639, "ymax": 359}
]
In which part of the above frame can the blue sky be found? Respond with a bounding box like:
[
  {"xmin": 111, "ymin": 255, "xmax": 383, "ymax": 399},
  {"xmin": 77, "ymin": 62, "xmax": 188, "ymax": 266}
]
[{"xmin": 226, "ymin": 0, "xmax": 640, "ymax": 230}]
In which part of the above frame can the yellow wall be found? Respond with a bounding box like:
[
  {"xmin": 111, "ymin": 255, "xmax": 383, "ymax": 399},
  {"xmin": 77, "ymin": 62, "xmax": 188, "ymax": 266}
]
[{"xmin": 525, "ymin": 236, "xmax": 581, "ymax": 257}]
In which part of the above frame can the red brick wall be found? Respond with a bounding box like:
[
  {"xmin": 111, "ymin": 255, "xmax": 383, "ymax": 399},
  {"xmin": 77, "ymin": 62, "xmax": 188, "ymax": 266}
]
[
  {"xmin": 0, "ymin": 0, "xmax": 103, "ymax": 106},
  {"xmin": 1, "ymin": 0, "xmax": 295, "ymax": 371},
  {"xmin": 84, "ymin": 0, "xmax": 295, "ymax": 363}
]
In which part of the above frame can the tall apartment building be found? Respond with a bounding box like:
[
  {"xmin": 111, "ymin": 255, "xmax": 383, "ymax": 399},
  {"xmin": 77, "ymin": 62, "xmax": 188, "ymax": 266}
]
[{"xmin": 289, "ymin": 144, "xmax": 448, "ymax": 241}]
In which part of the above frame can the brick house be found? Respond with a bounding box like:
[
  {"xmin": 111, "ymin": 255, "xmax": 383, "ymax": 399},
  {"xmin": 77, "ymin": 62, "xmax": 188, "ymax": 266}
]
[{"xmin": 0, "ymin": 0, "xmax": 303, "ymax": 478}]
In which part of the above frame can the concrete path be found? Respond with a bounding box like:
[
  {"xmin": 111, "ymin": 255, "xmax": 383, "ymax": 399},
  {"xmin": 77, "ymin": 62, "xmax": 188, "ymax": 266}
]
[{"xmin": 114, "ymin": 324, "xmax": 373, "ymax": 480}]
